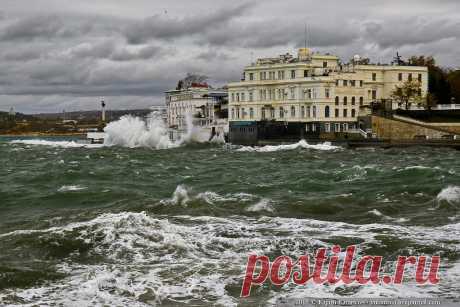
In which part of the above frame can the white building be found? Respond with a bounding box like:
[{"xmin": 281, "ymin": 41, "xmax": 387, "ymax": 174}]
[
  {"xmin": 165, "ymin": 83, "xmax": 228, "ymax": 140},
  {"xmin": 227, "ymin": 48, "xmax": 428, "ymax": 143}
]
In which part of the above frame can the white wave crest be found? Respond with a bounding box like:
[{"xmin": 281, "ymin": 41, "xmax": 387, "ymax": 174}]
[
  {"xmin": 236, "ymin": 140, "xmax": 339, "ymax": 152},
  {"xmin": 58, "ymin": 185, "xmax": 87, "ymax": 192},
  {"xmin": 437, "ymin": 186, "xmax": 460, "ymax": 204},
  {"xmin": 10, "ymin": 139, "xmax": 103, "ymax": 148},
  {"xmin": 1, "ymin": 212, "xmax": 460, "ymax": 305},
  {"xmin": 246, "ymin": 198, "xmax": 275, "ymax": 213},
  {"xmin": 103, "ymin": 113, "xmax": 176, "ymax": 149}
]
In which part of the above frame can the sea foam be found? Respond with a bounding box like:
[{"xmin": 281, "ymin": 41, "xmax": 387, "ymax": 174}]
[
  {"xmin": 236, "ymin": 140, "xmax": 340, "ymax": 152},
  {"xmin": 437, "ymin": 185, "xmax": 460, "ymax": 204}
]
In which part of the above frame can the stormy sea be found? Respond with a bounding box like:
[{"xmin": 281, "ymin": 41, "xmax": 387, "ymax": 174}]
[{"xmin": 0, "ymin": 115, "xmax": 459, "ymax": 306}]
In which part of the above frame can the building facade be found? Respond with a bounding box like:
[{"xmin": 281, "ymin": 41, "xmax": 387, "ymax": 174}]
[
  {"xmin": 227, "ymin": 48, "xmax": 428, "ymax": 143},
  {"xmin": 165, "ymin": 84, "xmax": 228, "ymax": 140}
]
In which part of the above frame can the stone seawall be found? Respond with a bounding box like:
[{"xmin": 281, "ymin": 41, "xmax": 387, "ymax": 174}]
[{"xmin": 371, "ymin": 116, "xmax": 453, "ymax": 139}]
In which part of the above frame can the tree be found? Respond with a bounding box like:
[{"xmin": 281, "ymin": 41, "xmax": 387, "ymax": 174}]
[
  {"xmin": 391, "ymin": 80, "xmax": 424, "ymax": 110},
  {"xmin": 447, "ymin": 69, "xmax": 460, "ymax": 104},
  {"xmin": 406, "ymin": 55, "xmax": 451, "ymax": 104}
]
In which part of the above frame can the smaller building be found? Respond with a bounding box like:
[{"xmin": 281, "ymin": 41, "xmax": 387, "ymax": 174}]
[{"xmin": 165, "ymin": 83, "xmax": 228, "ymax": 140}]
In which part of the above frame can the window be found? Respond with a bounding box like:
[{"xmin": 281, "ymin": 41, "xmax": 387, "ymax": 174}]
[
  {"xmin": 335, "ymin": 123, "xmax": 340, "ymax": 132},
  {"xmin": 408, "ymin": 73, "xmax": 412, "ymax": 81},
  {"xmin": 291, "ymin": 106, "xmax": 296, "ymax": 117},
  {"xmin": 360, "ymin": 80, "xmax": 363, "ymax": 87},
  {"xmin": 236, "ymin": 108, "xmax": 240, "ymax": 118},
  {"xmin": 312, "ymin": 106, "xmax": 317, "ymax": 118},
  {"xmin": 343, "ymin": 80, "xmax": 348, "ymax": 87},
  {"xmin": 241, "ymin": 108, "xmax": 245, "ymax": 119},
  {"xmin": 231, "ymin": 108, "xmax": 235, "ymax": 119},
  {"xmin": 335, "ymin": 108, "xmax": 339, "ymax": 117},
  {"xmin": 325, "ymin": 123, "xmax": 330, "ymax": 132},
  {"xmin": 260, "ymin": 72, "xmax": 264, "ymax": 80},
  {"xmin": 290, "ymin": 87, "xmax": 295, "ymax": 99},
  {"xmin": 418, "ymin": 88, "xmax": 422, "ymax": 96},
  {"xmin": 307, "ymin": 106, "xmax": 311, "ymax": 118},
  {"xmin": 336, "ymin": 79, "xmax": 339, "ymax": 86},
  {"xmin": 343, "ymin": 96, "xmax": 348, "ymax": 105},
  {"xmin": 372, "ymin": 73, "xmax": 377, "ymax": 81},
  {"xmin": 241, "ymin": 93, "xmax": 245, "ymax": 102},
  {"xmin": 301, "ymin": 106, "xmax": 305, "ymax": 118},
  {"xmin": 343, "ymin": 109, "xmax": 348, "ymax": 117},
  {"xmin": 231, "ymin": 93, "xmax": 235, "ymax": 102},
  {"xmin": 351, "ymin": 109, "xmax": 356, "ymax": 117},
  {"xmin": 249, "ymin": 91, "xmax": 253, "ymax": 102},
  {"xmin": 277, "ymin": 89, "xmax": 281, "ymax": 100},
  {"xmin": 304, "ymin": 70, "xmax": 308, "ymax": 77},
  {"xmin": 307, "ymin": 89, "xmax": 312, "ymax": 99},
  {"xmin": 270, "ymin": 108, "xmax": 275, "ymax": 118},
  {"xmin": 249, "ymin": 108, "xmax": 254, "ymax": 119},
  {"xmin": 278, "ymin": 70, "xmax": 284, "ymax": 80},
  {"xmin": 398, "ymin": 73, "xmax": 403, "ymax": 81},
  {"xmin": 249, "ymin": 73, "xmax": 254, "ymax": 81},
  {"xmin": 418, "ymin": 74, "xmax": 422, "ymax": 82},
  {"xmin": 325, "ymin": 88, "xmax": 330, "ymax": 98},
  {"xmin": 291, "ymin": 70, "xmax": 296, "ymax": 79},
  {"xmin": 335, "ymin": 96, "xmax": 339, "ymax": 105},
  {"xmin": 279, "ymin": 107, "xmax": 284, "ymax": 118},
  {"xmin": 350, "ymin": 80, "xmax": 356, "ymax": 87},
  {"xmin": 325, "ymin": 106, "xmax": 330, "ymax": 118},
  {"xmin": 372, "ymin": 90, "xmax": 377, "ymax": 100},
  {"xmin": 261, "ymin": 108, "xmax": 266, "ymax": 119},
  {"xmin": 323, "ymin": 61, "xmax": 328, "ymax": 68},
  {"xmin": 359, "ymin": 97, "xmax": 364, "ymax": 106},
  {"xmin": 351, "ymin": 97, "xmax": 356, "ymax": 105},
  {"xmin": 236, "ymin": 93, "xmax": 240, "ymax": 102}
]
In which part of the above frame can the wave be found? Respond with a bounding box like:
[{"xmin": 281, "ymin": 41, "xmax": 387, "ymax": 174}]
[
  {"xmin": 437, "ymin": 185, "xmax": 460, "ymax": 205},
  {"xmin": 367, "ymin": 209, "xmax": 408, "ymax": 223},
  {"xmin": 236, "ymin": 140, "xmax": 340, "ymax": 152},
  {"xmin": 9, "ymin": 139, "xmax": 103, "ymax": 148},
  {"xmin": 1, "ymin": 212, "xmax": 460, "ymax": 305},
  {"xmin": 103, "ymin": 112, "xmax": 212, "ymax": 149},
  {"xmin": 246, "ymin": 198, "xmax": 275, "ymax": 213},
  {"xmin": 57, "ymin": 185, "xmax": 87, "ymax": 192}
]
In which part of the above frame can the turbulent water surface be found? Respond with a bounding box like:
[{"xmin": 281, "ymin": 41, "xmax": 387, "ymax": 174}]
[{"xmin": 0, "ymin": 135, "xmax": 460, "ymax": 306}]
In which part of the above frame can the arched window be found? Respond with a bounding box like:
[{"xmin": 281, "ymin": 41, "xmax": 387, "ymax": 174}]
[
  {"xmin": 261, "ymin": 108, "xmax": 266, "ymax": 119},
  {"xmin": 343, "ymin": 97, "xmax": 348, "ymax": 105},
  {"xmin": 307, "ymin": 106, "xmax": 311, "ymax": 118},
  {"xmin": 325, "ymin": 106, "xmax": 330, "ymax": 118},
  {"xmin": 291, "ymin": 106, "xmax": 296, "ymax": 117},
  {"xmin": 352, "ymin": 109, "xmax": 356, "ymax": 117},
  {"xmin": 301, "ymin": 106, "xmax": 305, "ymax": 118},
  {"xmin": 249, "ymin": 108, "xmax": 254, "ymax": 119},
  {"xmin": 359, "ymin": 97, "xmax": 364, "ymax": 106},
  {"xmin": 312, "ymin": 106, "xmax": 317, "ymax": 118},
  {"xmin": 279, "ymin": 107, "xmax": 284, "ymax": 118},
  {"xmin": 241, "ymin": 108, "xmax": 245, "ymax": 119},
  {"xmin": 351, "ymin": 97, "xmax": 356, "ymax": 105},
  {"xmin": 335, "ymin": 96, "xmax": 339, "ymax": 105},
  {"xmin": 231, "ymin": 108, "xmax": 235, "ymax": 119}
]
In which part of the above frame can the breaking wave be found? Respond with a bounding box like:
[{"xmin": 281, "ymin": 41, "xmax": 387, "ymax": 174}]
[
  {"xmin": 1, "ymin": 211, "xmax": 459, "ymax": 306},
  {"xmin": 437, "ymin": 185, "xmax": 460, "ymax": 205},
  {"xmin": 236, "ymin": 140, "xmax": 340, "ymax": 152},
  {"xmin": 9, "ymin": 139, "xmax": 103, "ymax": 148}
]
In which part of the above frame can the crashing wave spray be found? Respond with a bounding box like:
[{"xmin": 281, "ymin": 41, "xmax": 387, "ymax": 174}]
[{"xmin": 103, "ymin": 111, "xmax": 217, "ymax": 149}]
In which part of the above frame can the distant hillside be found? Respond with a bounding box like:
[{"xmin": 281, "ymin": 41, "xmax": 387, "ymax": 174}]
[{"xmin": 34, "ymin": 109, "xmax": 152, "ymax": 121}]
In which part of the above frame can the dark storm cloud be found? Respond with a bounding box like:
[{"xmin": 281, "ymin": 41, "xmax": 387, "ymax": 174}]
[
  {"xmin": 123, "ymin": 2, "xmax": 254, "ymax": 44},
  {"xmin": 0, "ymin": 0, "xmax": 459, "ymax": 113},
  {"xmin": 361, "ymin": 17, "xmax": 460, "ymax": 48}
]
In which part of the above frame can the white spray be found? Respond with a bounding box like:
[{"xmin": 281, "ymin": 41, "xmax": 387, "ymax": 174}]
[{"xmin": 103, "ymin": 111, "xmax": 219, "ymax": 149}]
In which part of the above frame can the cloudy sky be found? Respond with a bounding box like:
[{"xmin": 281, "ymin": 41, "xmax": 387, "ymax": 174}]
[{"xmin": 0, "ymin": 0, "xmax": 459, "ymax": 113}]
